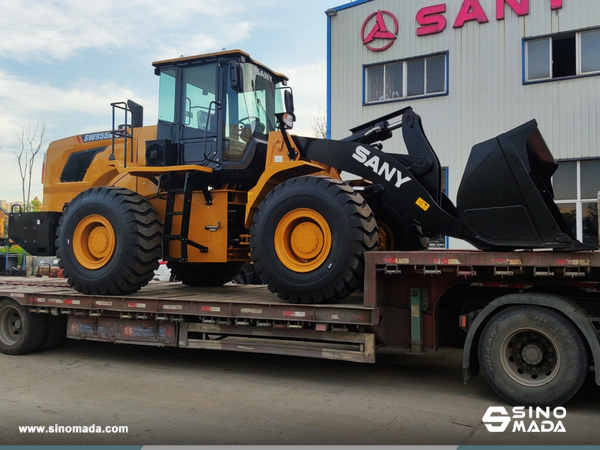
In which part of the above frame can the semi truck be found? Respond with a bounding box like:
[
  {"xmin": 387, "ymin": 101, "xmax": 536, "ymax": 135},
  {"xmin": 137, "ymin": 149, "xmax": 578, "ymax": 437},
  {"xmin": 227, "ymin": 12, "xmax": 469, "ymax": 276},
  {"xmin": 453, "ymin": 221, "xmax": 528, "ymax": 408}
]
[
  {"xmin": 3, "ymin": 49, "xmax": 599, "ymax": 407},
  {"xmin": 0, "ymin": 248, "xmax": 599, "ymax": 407}
]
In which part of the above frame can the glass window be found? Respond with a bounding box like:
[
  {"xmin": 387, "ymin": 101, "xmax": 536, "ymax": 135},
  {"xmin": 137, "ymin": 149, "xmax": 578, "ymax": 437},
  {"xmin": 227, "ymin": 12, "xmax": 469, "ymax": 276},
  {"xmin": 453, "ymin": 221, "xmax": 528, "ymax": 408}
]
[
  {"xmin": 183, "ymin": 65, "xmax": 217, "ymax": 132},
  {"xmin": 426, "ymin": 55, "xmax": 446, "ymax": 93},
  {"xmin": 407, "ymin": 60, "xmax": 425, "ymax": 97},
  {"xmin": 557, "ymin": 203, "xmax": 577, "ymax": 238},
  {"xmin": 158, "ymin": 69, "xmax": 176, "ymax": 123},
  {"xmin": 552, "ymin": 35, "xmax": 576, "ymax": 78},
  {"xmin": 581, "ymin": 160, "xmax": 600, "ymax": 199},
  {"xmin": 554, "ymin": 159, "xmax": 600, "ymax": 247},
  {"xmin": 581, "ymin": 29, "xmax": 600, "ymax": 73},
  {"xmin": 366, "ymin": 66, "xmax": 384, "ymax": 102},
  {"xmin": 525, "ymin": 28, "xmax": 600, "ymax": 83},
  {"xmin": 553, "ymin": 161, "xmax": 577, "ymax": 200},
  {"xmin": 386, "ymin": 63, "xmax": 403, "ymax": 99},
  {"xmin": 582, "ymin": 202, "xmax": 599, "ymax": 246},
  {"xmin": 364, "ymin": 54, "xmax": 447, "ymax": 104},
  {"xmin": 527, "ymin": 38, "xmax": 550, "ymax": 80}
]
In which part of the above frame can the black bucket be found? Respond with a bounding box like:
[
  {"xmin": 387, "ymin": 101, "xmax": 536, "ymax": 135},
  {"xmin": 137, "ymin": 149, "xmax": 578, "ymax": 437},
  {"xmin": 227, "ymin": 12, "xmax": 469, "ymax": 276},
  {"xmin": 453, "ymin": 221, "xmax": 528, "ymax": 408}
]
[{"xmin": 457, "ymin": 120, "xmax": 596, "ymax": 250}]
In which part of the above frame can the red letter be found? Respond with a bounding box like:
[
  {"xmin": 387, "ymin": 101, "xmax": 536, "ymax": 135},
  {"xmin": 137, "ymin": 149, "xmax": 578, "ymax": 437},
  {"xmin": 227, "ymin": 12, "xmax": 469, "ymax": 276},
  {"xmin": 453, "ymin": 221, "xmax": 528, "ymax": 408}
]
[
  {"xmin": 454, "ymin": 0, "xmax": 489, "ymax": 28},
  {"xmin": 551, "ymin": 0, "xmax": 562, "ymax": 10},
  {"xmin": 497, "ymin": 0, "xmax": 529, "ymax": 20},
  {"xmin": 417, "ymin": 4, "xmax": 447, "ymax": 36}
]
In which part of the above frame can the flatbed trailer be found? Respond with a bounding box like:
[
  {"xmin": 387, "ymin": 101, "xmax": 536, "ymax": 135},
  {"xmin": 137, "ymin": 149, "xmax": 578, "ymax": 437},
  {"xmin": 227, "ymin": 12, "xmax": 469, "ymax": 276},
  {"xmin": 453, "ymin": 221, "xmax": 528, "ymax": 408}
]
[{"xmin": 1, "ymin": 250, "xmax": 599, "ymax": 407}]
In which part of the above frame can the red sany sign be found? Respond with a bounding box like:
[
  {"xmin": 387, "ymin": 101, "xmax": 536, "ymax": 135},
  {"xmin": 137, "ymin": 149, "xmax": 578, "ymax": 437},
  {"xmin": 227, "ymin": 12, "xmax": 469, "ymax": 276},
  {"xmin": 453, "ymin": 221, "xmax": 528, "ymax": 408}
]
[
  {"xmin": 361, "ymin": 10, "xmax": 399, "ymax": 52},
  {"xmin": 417, "ymin": 0, "xmax": 563, "ymax": 36},
  {"xmin": 362, "ymin": 0, "xmax": 563, "ymax": 49}
]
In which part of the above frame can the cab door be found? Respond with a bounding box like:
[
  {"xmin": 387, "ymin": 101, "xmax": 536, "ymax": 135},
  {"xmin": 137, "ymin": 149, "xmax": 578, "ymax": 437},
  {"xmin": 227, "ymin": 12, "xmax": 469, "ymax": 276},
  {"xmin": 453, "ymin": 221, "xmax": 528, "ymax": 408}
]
[{"xmin": 179, "ymin": 62, "xmax": 222, "ymax": 167}]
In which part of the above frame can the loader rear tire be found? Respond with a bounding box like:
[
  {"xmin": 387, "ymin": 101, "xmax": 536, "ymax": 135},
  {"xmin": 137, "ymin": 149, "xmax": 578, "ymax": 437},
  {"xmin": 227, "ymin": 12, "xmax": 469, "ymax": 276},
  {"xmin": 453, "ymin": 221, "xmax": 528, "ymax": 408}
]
[
  {"xmin": 0, "ymin": 299, "xmax": 46, "ymax": 355},
  {"xmin": 250, "ymin": 176, "xmax": 378, "ymax": 304},
  {"xmin": 168, "ymin": 262, "xmax": 245, "ymax": 287},
  {"xmin": 56, "ymin": 187, "xmax": 162, "ymax": 295}
]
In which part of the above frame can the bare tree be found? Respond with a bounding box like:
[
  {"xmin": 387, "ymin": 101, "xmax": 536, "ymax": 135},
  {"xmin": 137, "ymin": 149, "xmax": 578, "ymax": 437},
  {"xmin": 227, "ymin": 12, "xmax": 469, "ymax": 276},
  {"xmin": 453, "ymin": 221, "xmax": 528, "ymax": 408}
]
[
  {"xmin": 14, "ymin": 122, "xmax": 48, "ymax": 212},
  {"xmin": 311, "ymin": 109, "xmax": 328, "ymax": 139}
]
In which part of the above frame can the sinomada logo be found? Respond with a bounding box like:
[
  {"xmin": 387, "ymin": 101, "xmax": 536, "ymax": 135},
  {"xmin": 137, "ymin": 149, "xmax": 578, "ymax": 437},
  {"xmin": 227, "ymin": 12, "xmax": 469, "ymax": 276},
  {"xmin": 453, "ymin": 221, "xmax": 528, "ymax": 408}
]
[{"xmin": 482, "ymin": 406, "xmax": 567, "ymax": 433}]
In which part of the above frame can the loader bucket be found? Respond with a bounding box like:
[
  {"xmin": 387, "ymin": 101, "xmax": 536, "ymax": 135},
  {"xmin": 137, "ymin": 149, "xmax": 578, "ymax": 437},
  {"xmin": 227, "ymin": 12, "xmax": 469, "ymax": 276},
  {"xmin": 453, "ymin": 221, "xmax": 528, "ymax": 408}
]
[{"xmin": 456, "ymin": 120, "xmax": 595, "ymax": 250}]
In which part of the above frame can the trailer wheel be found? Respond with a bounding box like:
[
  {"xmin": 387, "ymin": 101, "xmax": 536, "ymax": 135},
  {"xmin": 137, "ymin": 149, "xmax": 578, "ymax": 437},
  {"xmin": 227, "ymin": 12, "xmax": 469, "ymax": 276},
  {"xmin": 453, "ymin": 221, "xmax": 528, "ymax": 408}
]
[
  {"xmin": 250, "ymin": 176, "xmax": 378, "ymax": 304},
  {"xmin": 0, "ymin": 299, "xmax": 46, "ymax": 355},
  {"xmin": 168, "ymin": 262, "xmax": 245, "ymax": 286},
  {"xmin": 478, "ymin": 305, "xmax": 588, "ymax": 406},
  {"xmin": 38, "ymin": 314, "xmax": 67, "ymax": 351},
  {"xmin": 56, "ymin": 187, "xmax": 162, "ymax": 295}
]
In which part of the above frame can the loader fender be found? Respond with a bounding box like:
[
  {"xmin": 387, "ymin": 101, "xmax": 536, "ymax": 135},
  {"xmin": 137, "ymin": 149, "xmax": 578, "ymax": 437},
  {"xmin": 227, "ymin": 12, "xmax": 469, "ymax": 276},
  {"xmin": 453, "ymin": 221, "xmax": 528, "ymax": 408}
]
[
  {"xmin": 462, "ymin": 292, "xmax": 600, "ymax": 386},
  {"xmin": 245, "ymin": 161, "xmax": 333, "ymax": 229}
]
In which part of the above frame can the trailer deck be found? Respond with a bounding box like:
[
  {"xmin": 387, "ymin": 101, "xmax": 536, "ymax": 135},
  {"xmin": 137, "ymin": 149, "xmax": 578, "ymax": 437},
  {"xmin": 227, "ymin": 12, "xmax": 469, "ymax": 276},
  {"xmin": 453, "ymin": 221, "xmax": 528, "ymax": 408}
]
[{"xmin": 0, "ymin": 281, "xmax": 378, "ymax": 363}]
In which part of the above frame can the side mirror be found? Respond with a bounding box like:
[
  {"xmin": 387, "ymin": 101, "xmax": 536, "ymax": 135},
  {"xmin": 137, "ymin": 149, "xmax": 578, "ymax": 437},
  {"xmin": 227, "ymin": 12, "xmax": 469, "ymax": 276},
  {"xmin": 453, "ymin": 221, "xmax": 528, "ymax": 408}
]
[
  {"xmin": 284, "ymin": 89, "xmax": 295, "ymax": 114},
  {"xmin": 230, "ymin": 61, "xmax": 244, "ymax": 92}
]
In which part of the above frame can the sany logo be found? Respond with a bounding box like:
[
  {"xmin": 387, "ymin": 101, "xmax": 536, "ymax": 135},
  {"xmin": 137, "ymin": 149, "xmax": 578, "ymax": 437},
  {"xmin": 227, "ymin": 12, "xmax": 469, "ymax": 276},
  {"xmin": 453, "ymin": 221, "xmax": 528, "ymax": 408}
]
[
  {"xmin": 361, "ymin": 10, "xmax": 398, "ymax": 52},
  {"xmin": 352, "ymin": 146, "xmax": 411, "ymax": 188},
  {"xmin": 482, "ymin": 406, "xmax": 567, "ymax": 433}
]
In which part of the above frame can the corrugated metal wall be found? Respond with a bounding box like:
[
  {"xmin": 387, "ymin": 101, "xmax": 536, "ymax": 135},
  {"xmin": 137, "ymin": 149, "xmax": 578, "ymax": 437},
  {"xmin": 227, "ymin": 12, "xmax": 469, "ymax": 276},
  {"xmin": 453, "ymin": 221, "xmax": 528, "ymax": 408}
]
[{"xmin": 330, "ymin": 0, "xmax": 600, "ymax": 247}]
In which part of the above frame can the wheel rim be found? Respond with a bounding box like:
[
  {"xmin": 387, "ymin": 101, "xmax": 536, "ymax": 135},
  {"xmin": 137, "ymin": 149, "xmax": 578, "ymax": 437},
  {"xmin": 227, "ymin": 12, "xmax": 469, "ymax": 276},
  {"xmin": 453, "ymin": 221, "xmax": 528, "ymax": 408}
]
[
  {"xmin": 73, "ymin": 214, "xmax": 116, "ymax": 270},
  {"xmin": 377, "ymin": 220, "xmax": 395, "ymax": 251},
  {"xmin": 274, "ymin": 208, "xmax": 332, "ymax": 273},
  {"xmin": 0, "ymin": 305, "xmax": 23, "ymax": 345},
  {"xmin": 500, "ymin": 327, "xmax": 561, "ymax": 387}
]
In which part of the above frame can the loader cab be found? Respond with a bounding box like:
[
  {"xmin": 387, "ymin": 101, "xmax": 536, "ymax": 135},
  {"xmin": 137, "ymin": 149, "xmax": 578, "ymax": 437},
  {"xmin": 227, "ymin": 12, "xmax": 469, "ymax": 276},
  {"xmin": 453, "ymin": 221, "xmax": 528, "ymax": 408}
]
[{"xmin": 152, "ymin": 50, "xmax": 289, "ymax": 177}]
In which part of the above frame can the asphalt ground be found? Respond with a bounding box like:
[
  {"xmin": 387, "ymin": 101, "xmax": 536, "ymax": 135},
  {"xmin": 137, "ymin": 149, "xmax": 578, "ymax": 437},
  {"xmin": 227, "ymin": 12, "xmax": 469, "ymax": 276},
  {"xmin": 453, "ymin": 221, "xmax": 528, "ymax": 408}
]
[{"xmin": 1, "ymin": 337, "xmax": 599, "ymax": 445}]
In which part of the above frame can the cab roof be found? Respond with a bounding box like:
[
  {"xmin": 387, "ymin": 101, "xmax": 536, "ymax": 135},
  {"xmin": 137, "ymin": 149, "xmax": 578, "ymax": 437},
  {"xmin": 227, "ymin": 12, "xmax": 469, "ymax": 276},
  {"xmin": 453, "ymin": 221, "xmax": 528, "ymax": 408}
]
[{"xmin": 152, "ymin": 49, "xmax": 288, "ymax": 81}]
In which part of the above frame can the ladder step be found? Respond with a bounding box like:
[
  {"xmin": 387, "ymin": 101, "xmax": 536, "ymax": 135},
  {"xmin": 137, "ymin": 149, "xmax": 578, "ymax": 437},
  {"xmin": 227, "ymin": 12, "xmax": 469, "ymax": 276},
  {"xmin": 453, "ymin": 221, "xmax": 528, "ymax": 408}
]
[
  {"xmin": 166, "ymin": 211, "xmax": 184, "ymax": 216},
  {"xmin": 163, "ymin": 235, "xmax": 182, "ymax": 241}
]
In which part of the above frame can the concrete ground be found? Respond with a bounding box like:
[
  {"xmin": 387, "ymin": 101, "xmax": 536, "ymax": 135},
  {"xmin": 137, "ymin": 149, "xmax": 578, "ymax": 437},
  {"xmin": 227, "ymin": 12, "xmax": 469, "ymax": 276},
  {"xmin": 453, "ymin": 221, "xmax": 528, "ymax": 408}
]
[{"xmin": 0, "ymin": 338, "xmax": 598, "ymax": 445}]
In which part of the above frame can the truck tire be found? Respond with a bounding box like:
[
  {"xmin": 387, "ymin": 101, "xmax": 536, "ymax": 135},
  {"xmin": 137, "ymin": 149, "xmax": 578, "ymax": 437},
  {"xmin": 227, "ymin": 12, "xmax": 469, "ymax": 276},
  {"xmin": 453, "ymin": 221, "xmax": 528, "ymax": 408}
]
[
  {"xmin": 56, "ymin": 187, "xmax": 162, "ymax": 295},
  {"xmin": 0, "ymin": 299, "xmax": 46, "ymax": 355},
  {"xmin": 250, "ymin": 176, "xmax": 378, "ymax": 304},
  {"xmin": 478, "ymin": 305, "xmax": 589, "ymax": 407},
  {"xmin": 168, "ymin": 262, "xmax": 245, "ymax": 286},
  {"xmin": 38, "ymin": 314, "xmax": 67, "ymax": 351}
]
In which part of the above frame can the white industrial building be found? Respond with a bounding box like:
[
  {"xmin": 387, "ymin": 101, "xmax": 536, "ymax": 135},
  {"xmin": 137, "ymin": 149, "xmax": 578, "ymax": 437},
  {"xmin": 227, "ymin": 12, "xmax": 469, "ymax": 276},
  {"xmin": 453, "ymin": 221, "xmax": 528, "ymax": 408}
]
[{"xmin": 326, "ymin": 0, "xmax": 600, "ymax": 248}]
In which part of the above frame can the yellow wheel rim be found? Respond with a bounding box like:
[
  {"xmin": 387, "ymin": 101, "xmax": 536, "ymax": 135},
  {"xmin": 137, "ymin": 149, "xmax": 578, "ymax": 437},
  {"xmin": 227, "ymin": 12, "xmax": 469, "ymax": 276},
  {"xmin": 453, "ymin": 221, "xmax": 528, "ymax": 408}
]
[
  {"xmin": 73, "ymin": 214, "xmax": 116, "ymax": 270},
  {"xmin": 274, "ymin": 208, "xmax": 332, "ymax": 273},
  {"xmin": 377, "ymin": 220, "xmax": 395, "ymax": 251}
]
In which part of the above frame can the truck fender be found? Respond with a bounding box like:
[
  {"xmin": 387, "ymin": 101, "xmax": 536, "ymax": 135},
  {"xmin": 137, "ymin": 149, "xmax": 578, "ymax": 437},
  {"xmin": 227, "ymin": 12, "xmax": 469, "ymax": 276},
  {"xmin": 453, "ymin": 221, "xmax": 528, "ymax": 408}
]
[
  {"xmin": 244, "ymin": 161, "xmax": 329, "ymax": 229},
  {"xmin": 462, "ymin": 292, "xmax": 600, "ymax": 386}
]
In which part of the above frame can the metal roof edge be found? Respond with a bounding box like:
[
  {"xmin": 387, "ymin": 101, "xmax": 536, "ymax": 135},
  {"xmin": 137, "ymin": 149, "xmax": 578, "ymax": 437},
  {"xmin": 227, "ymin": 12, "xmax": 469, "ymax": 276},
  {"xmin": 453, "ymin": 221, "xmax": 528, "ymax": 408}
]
[{"xmin": 331, "ymin": 0, "xmax": 372, "ymax": 13}]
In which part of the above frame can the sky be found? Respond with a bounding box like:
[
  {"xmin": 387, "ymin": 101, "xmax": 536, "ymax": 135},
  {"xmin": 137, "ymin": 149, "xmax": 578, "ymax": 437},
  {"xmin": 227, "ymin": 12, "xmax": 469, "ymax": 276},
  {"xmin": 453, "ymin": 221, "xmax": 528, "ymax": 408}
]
[{"xmin": 0, "ymin": 0, "xmax": 337, "ymax": 204}]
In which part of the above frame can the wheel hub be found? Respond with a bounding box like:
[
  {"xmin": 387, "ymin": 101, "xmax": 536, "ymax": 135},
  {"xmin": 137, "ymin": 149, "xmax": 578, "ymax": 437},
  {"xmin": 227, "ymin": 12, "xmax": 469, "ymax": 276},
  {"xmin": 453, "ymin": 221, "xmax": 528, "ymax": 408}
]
[
  {"xmin": 522, "ymin": 343, "xmax": 544, "ymax": 365},
  {"xmin": 291, "ymin": 222, "xmax": 324, "ymax": 259},
  {"xmin": 88, "ymin": 227, "xmax": 110, "ymax": 257},
  {"xmin": 274, "ymin": 208, "xmax": 332, "ymax": 273},
  {"xmin": 501, "ymin": 328, "xmax": 560, "ymax": 387},
  {"xmin": 73, "ymin": 214, "xmax": 116, "ymax": 270},
  {"xmin": 0, "ymin": 307, "xmax": 22, "ymax": 345}
]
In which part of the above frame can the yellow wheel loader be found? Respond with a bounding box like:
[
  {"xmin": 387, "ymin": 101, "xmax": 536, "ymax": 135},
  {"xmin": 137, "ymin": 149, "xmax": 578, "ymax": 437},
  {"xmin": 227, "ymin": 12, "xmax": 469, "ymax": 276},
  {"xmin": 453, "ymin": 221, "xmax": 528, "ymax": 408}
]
[{"xmin": 8, "ymin": 50, "xmax": 595, "ymax": 303}]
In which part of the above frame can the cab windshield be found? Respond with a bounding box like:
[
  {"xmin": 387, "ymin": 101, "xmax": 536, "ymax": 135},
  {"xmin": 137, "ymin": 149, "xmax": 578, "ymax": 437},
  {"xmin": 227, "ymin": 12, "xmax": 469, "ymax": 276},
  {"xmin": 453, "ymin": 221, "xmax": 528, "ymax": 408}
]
[{"xmin": 224, "ymin": 62, "xmax": 285, "ymax": 161}]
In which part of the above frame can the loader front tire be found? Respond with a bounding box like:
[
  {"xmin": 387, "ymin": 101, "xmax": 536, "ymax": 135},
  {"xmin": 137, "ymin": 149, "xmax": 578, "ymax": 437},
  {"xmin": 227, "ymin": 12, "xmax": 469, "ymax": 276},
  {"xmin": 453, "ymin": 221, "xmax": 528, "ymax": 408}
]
[
  {"xmin": 250, "ymin": 176, "xmax": 378, "ymax": 304},
  {"xmin": 56, "ymin": 187, "xmax": 162, "ymax": 295}
]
